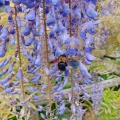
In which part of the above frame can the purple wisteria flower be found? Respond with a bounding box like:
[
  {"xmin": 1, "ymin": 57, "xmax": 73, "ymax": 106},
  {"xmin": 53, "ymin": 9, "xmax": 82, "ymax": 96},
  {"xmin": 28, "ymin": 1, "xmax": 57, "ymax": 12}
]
[
  {"xmin": 0, "ymin": 0, "xmax": 104, "ymax": 119},
  {"xmin": 92, "ymin": 77, "xmax": 103, "ymax": 115}
]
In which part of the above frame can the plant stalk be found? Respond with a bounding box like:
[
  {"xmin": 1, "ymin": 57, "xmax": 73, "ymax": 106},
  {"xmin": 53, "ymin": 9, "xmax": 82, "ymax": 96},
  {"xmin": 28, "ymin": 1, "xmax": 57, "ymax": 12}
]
[
  {"xmin": 69, "ymin": 0, "xmax": 75, "ymax": 117},
  {"xmin": 42, "ymin": 1, "xmax": 52, "ymax": 120},
  {"xmin": 14, "ymin": 5, "xmax": 25, "ymax": 101},
  {"xmin": 14, "ymin": 5, "xmax": 27, "ymax": 119}
]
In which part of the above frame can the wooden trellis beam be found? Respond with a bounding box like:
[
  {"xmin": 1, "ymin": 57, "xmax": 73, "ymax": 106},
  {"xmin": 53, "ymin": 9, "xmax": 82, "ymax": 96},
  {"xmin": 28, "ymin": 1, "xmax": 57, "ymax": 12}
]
[{"xmin": 32, "ymin": 77, "xmax": 120, "ymax": 105}]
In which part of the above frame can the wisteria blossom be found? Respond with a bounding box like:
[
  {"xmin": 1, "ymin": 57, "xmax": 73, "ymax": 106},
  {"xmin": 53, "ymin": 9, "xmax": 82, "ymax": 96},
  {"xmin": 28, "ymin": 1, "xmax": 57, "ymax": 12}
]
[{"xmin": 0, "ymin": 0, "xmax": 107, "ymax": 119}]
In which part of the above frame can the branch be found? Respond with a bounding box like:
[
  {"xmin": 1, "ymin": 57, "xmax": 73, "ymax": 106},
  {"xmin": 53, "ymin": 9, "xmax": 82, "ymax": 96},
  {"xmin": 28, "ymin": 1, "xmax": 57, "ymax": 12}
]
[
  {"xmin": 103, "ymin": 55, "xmax": 120, "ymax": 60},
  {"xmin": 32, "ymin": 77, "xmax": 120, "ymax": 105}
]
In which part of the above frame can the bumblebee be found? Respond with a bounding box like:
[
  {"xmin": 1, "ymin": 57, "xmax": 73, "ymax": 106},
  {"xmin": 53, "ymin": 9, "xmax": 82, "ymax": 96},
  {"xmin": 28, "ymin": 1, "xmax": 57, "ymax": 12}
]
[
  {"xmin": 49, "ymin": 55, "xmax": 67, "ymax": 71},
  {"xmin": 49, "ymin": 54, "xmax": 79, "ymax": 71},
  {"xmin": 58, "ymin": 55, "xmax": 67, "ymax": 71}
]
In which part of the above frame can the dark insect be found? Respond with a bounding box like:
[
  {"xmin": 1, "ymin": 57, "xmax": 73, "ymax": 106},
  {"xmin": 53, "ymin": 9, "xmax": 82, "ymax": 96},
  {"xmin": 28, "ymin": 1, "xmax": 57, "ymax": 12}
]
[
  {"xmin": 49, "ymin": 55, "xmax": 67, "ymax": 71},
  {"xmin": 58, "ymin": 55, "xmax": 67, "ymax": 71}
]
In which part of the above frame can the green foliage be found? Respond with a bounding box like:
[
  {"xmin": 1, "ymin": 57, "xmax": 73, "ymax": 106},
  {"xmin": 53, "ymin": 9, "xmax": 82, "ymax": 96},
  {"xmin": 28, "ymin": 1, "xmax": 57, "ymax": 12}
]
[
  {"xmin": 58, "ymin": 113, "xmax": 71, "ymax": 120},
  {"xmin": 98, "ymin": 88, "xmax": 120, "ymax": 120},
  {"xmin": 8, "ymin": 116, "xmax": 17, "ymax": 120},
  {"xmin": 0, "ymin": 6, "xmax": 5, "ymax": 12},
  {"xmin": 63, "ymin": 83, "xmax": 71, "ymax": 89},
  {"xmin": 100, "ymin": 73, "xmax": 115, "ymax": 80}
]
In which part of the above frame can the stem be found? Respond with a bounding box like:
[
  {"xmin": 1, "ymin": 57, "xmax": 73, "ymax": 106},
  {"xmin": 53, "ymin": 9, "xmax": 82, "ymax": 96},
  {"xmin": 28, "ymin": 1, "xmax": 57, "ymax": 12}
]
[
  {"xmin": 69, "ymin": 0, "xmax": 75, "ymax": 117},
  {"xmin": 103, "ymin": 55, "xmax": 120, "ymax": 60},
  {"xmin": 14, "ymin": 6, "xmax": 27, "ymax": 120},
  {"xmin": 69, "ymin": 0, "xmax": 72, "ymax": 37},
  {"xmin": 14, "ymin": 5, "xmax": 25, "ymax": 101},
  {"xmin": 42, "ymin": 1, "xmax": 52, "ymax": 119}
]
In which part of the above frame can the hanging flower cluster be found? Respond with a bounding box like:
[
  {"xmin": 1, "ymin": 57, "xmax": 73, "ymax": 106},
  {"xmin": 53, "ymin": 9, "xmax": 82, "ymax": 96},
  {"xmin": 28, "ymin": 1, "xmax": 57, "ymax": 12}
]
[
  {"xmin": 0, "ymin": 0, "xmax": 104, "ymax": 119},
  {"xmin": 92, "ymin": 76, "xmax": 103, "ymax": 115}
]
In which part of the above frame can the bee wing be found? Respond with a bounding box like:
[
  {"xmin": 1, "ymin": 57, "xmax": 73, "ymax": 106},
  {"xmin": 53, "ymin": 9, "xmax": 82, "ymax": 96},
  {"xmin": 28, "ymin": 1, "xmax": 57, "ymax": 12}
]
[{"xmin": 49, "ymin": 59, "xmax": 58, "ymax": 64}]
